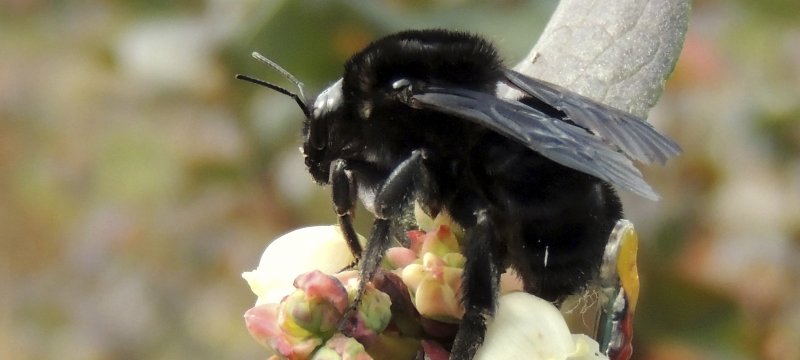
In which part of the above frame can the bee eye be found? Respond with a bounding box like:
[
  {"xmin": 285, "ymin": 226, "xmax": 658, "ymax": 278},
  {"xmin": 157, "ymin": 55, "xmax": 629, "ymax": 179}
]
[
  {"xmin": 313, "ymin": 78, "xmax": 344, "ymax": 118},
  {"xmin": 310, "ymin": 116, "xmax": 328, "ymax": 150}
]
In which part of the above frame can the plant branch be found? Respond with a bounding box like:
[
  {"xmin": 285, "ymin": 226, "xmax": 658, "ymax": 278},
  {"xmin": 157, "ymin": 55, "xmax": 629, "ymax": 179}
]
[{"xmin": 500, "ymin": 0, "xmax": 691, "ymax": 118}]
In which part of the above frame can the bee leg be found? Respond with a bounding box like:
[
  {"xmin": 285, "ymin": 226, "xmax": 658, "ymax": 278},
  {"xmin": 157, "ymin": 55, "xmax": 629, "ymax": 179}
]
[
  {"xmin": 329, "ymin": 159, "xmax": 363, "ymax": 262},
  {"xmin": 340, "ymin": 150, "xmax": 438, "ymax": 332},
  {"xmin": 339, "ymin": 217, "xmax": 392, "ymax": 334},
  {"xmin": 374, "ymin": 149, "xmax": 441, "ymax": 218},
  {"xmin": 359, "ymin": 149, "xmax": 437, "ymax": 286},
  {"xmin": 412, "ymin": 150, "xmax": 442, "ymax": 217},
  {"xmin": 451, "ymin": 209, "xmax": 500, "ymax": 360}
]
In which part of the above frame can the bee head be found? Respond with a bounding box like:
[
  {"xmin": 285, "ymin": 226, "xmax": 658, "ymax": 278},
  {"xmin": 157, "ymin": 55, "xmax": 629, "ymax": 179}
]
[
  {"xmin": 300, "ymin": 78, "xmax": 344, "ymax": 184},
  {"xmin": 237, "ymin": 52, "xmax": 339, "ymax": 185}
]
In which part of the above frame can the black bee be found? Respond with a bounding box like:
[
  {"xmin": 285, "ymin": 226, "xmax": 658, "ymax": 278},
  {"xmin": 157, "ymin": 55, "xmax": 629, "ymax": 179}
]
[{"xmin": 238, "ymin": 29, "xmax": 680, "ymax": 359}]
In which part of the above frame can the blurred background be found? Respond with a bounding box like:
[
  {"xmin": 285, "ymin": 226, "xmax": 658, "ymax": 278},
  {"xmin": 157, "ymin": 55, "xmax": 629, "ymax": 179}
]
[{"xmin": 1, "ymin": 0, "xmax": 798, "ymax": 359}]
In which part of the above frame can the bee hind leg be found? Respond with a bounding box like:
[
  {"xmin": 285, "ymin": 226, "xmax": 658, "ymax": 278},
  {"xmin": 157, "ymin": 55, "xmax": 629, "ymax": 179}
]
[{"xmin": 451, "ymin": 209, "xmax": 500, "ymax": 360}]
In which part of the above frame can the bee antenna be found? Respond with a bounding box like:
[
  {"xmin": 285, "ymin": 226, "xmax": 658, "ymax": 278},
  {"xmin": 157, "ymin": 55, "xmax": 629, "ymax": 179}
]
[
  {"xmin": 250, "ymin": 52, "xmax": 307, "ymax": 99},
  {"xmin": 236, "ymin": 51, "xmax": 311, "ymax": 118},
  {"xmin": 235, "ymin": 74, "xmax": 311, "ymax": 118}
]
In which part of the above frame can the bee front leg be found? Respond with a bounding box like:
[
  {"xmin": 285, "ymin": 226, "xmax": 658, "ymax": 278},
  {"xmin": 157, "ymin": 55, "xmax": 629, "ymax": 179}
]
[{"xmin": 329, "ymin": 159, "xmax": 363, "ymax": 262}]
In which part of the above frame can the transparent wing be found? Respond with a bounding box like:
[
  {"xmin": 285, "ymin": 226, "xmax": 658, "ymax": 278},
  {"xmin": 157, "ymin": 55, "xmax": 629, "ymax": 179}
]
[
  {"xmin": 502, "ymin": 70, "xmax": 681, "ymax": 165},
  {"xmin": 406, "ymin": 86, "xmax": 660, "ymax": 200}
]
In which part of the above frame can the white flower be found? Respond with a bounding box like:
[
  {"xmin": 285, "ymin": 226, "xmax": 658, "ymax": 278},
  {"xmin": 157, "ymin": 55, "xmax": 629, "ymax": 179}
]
[
  {"xmin": 476, "ymin": 292, "xmax": 608, "ymax": 360},
  {"xmin": 242, "ymin": 226, "xmax": 363, "ymax": 305}
]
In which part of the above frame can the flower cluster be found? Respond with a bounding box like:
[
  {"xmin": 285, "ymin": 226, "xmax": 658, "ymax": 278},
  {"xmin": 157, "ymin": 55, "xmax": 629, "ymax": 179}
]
[
  {"xmin": 242, "ymin": 210, "xmax": 610, "ymax": 359},
  {"xmin": 244, "ymin": 269, "xmax": 393, "ymax": 359},
  {"xmin": 385, "ymin": 223, "xmax": 465, "ymax": 322}
]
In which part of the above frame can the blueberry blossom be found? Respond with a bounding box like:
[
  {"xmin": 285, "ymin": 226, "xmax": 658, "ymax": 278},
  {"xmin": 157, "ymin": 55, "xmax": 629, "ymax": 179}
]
[{"xmin": 243, "ymin": 212, "xmax": 609, "ymax": 359}]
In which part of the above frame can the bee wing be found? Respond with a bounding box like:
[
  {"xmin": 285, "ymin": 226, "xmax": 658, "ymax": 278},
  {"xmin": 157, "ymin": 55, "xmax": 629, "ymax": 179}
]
[
  {"xmin": 408, "ymin": 87, "xmax": 660, "ymax": 200},
  {"xmin": 502, "ymin": 70, "xmax": 681, "ymax": 165}
]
